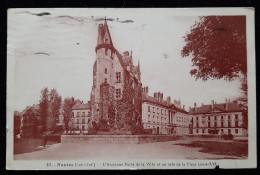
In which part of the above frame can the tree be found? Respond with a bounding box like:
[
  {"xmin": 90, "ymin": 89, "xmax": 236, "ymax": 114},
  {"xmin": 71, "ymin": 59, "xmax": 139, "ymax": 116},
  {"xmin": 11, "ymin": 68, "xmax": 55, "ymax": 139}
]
[
  {"xmin": 181, "ymin": 16, "xmax": 246, "ymax": 81},
  {"xmin": 49, "ymin": 88, "xmax": 62, "ymax": 129},
  {"xmin": 14, "ymin": 112, "xmax": 21, "ymax": 137},
  {"xmin": 39, "ymin": 88, "xmax": 49, "ymax": 133},
  {"xmin": 62, "ymin": 97, "xmax": 75, "ymax": 131},
  {"xmin": 21, "ymin": 106, "xmax": 39, "ymax": 137}
]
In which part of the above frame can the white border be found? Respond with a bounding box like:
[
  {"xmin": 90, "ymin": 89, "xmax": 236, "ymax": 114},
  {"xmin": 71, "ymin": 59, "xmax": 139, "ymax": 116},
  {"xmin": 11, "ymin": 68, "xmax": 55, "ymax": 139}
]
[{"xmin": 6, "ymin": 8, "xmax": 256, "ymax": 170}]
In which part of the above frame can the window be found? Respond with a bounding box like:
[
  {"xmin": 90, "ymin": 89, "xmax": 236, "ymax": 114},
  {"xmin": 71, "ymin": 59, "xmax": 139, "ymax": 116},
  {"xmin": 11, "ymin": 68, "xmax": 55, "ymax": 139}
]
[
  {"xmin": 116, "ymin": 89, "xmax": 121, "ymax": 99},
  {"xmin": 105, "ymin": 68, "xmax": 107, "ymax": 74},
  {"xmin": 82, "ymin": 125, "xmax": 85, "ymax": 130},
  {"xmin": 235, "ymin": 121, "xmax": 238, "ymax": 127},
  {"xmin": 228, "ymin": 115, "xmax": 231, "ymax": 120},
  {"xmin": 221, "ymin": 116, "xmax": 223, "ymax": 120},
  {"xmin": 82, "ymin": 112, "xmax": 85, "ymax": 117},
  {"xmin": 235, "ymin": 129, "xmax": 238, "ymax": 133},
  {"xmin": 161, "ymin": 109, "xmax": 163, "ymax": 115},
  {"xmin": 214, "ymin": 116, "xmax": 217, "ymax": 120},
  {"xmin": 208, "ymin": 116, "xmax": 210, "ymax": 120},
  {"xmin": 116, "ymin": 72, "xmax": 121, "ymax": 82},
  {"xmin": 77, "ymin": 119, "xmax": 79, "ymax": 124},
  {"xmin": 153, "ymin": 107, "xmax": 155, "ymax": 113},
  {"xmin": 148, "ymin": 106, "xmax": 150, "ymax": 112},
  {"xmin": 82, "ymin": 119, "xmax": 85, "ymax": 123},
  {"xmin": 157, "ymin": 116, "xmax": 159, "ymax": 123},
  {"xmin": 148, "ymin": 115, "xmax": 150, "ymax": 122},
  {"xmin": 72, "ymin": 112, "xmax": 74, "ymax": 117},
  {"xmin": 77, "ymin": 112, "xmax": 80, "ymax": 117},
  {"xmin": 165, "ymin": 110, "xmax": 167, "ymax": 116},
  {"xmin": 157, "ymin": 108, "xmax": 159, "ymax": 114},
  {"xmin": 221, "ymin": 122, "xmax": 223, "ymax": 127},
  {"xmin": 235, "ymin": 114, "xmax": 238, "ymax": 120}
]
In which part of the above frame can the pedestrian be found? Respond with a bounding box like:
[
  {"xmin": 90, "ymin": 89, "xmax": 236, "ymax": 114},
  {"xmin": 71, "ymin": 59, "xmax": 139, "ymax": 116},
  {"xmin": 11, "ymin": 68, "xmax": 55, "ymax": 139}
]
[{"xmin": 42, "ymin": 133, "xmax": 48, "ymax": 147}]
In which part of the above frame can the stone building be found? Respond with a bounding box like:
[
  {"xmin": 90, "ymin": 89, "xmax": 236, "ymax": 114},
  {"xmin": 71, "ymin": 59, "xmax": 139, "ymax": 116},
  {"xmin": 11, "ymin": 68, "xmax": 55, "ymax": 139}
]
[
  {"xmin": 72, "ymin": 102, "xmax": 91, "ymax": 131},
  {"xmin": 142, "ymin": 86, "xmax": 190, "ymax": 135},
  {"xmin": 90, "ymin": 18, "xmax": 142, "ymax": 131},
  {"xmin": 189, "ymin": 100, "xmax": 247, "ymax": 136}
]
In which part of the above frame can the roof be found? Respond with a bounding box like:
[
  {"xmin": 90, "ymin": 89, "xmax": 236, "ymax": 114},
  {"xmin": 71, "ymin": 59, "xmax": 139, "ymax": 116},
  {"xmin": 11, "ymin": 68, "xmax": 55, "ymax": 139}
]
[
  {"xmin": 189, "ymin": 102, "xmax": 243, "ymax": 115},
  {"xmin": 142, "ymin": 94, "xmax": 188, "ymax": 114},
  {"xmin": 72, "ymin": 103, "xmax": 90, "ymax": 110}
]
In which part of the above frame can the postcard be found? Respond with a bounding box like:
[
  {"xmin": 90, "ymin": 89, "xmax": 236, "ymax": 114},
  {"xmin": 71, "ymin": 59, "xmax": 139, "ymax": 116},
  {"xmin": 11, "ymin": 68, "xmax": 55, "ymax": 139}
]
[{"xmin": 6, "ymin": 8, "xmax": 256, "ymax": 169}]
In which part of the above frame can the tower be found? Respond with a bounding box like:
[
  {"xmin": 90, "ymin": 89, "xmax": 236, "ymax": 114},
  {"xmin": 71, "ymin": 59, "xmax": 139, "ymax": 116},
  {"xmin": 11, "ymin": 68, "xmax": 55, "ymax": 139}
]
[
  {"xmin": 91, "ymin": 17, "xmax": 116, "ymax": 121},
  {"xmin": 90, "ymin": 18, "xmax": 143, "ymax": 132}
]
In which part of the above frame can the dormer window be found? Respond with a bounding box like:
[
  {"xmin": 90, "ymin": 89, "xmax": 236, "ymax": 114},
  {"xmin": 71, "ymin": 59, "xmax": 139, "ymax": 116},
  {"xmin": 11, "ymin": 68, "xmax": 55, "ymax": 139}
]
[{"xmin": 105, "ymin": 68, "xmax": 107, "ymax": 74}]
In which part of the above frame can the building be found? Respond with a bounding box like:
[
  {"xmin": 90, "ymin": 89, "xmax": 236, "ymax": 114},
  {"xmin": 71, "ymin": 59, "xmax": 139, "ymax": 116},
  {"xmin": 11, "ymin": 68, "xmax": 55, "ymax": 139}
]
[
  {"xmin": 90, "ymin": 18, "xmax": 142, "ymax": 130},
  {"xmin": 189, "ymin": 100, "xmax": 247, "ymax": 136},
  {"xmin": 142, "ymin": 86, "xmax": 190, "ymax": 135},
  {"xmin": 72, "ymin": 102, "xmax": 91, "ymax": 131}
]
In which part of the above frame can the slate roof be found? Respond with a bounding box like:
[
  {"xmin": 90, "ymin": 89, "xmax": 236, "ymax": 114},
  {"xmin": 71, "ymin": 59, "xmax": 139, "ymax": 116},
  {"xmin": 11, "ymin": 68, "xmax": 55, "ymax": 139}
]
[
  {"xmin": 142, "ymin": 94, "xmax": 188, "ymax": 113},
  {"xmin": 189, "ymin": 102, "xmax": 243, "ymax": 115},
  {"xmin": 72, "ymin": 103, "xmax": 91, "ymax": 110}
]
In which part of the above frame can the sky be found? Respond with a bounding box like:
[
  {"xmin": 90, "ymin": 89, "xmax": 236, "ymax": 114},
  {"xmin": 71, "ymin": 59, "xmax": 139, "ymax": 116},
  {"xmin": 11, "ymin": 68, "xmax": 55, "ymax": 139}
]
[{"xmin": 8, "ymin": 8, "xmax": 242, "ymax": 111}]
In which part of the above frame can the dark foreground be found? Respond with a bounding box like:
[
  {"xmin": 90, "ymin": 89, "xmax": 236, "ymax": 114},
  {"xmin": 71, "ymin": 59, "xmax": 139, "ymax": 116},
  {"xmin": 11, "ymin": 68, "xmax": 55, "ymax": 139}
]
[{"xmin": 174, "ymin": 140, "xmax": 248, "ymax": 158}]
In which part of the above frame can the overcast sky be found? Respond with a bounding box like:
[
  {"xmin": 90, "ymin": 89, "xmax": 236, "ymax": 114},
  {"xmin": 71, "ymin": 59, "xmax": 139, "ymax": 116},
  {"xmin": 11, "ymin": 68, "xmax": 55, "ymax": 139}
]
[{"xmin": 8, "ymin": 8, "xmax": 242, "ymax": 111}]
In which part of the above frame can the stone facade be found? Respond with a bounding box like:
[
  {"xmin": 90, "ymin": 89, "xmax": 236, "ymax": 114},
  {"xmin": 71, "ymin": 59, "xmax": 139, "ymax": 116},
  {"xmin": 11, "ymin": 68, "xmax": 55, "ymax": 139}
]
[
  {"xmin": 142, "ymin": 87, "xmax": 190, "ymax": 135},
  {"xmin": 189, "ymin": 100, "xmax": 247, "ymax": 136},
  {"xmin": 72, "ymin": 102, "xmax": 91, "ymax": 131},
  {"xmin": 90, "ymin": 19, "xmax": 142, "ymax": 131}
]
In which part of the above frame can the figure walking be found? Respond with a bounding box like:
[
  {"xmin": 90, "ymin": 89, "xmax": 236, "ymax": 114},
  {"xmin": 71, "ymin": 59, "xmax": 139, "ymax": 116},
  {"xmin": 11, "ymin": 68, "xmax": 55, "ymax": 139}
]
[{"xmin": 41, "ymin": 133, "xmax": 48, "ymax": 147}]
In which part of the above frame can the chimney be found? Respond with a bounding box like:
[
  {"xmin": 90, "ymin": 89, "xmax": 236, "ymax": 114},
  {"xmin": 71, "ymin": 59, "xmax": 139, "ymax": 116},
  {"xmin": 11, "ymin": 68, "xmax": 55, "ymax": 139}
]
[
  {"xmin": 211, "ymin": 100, "xmax": 214, "ymax": 109},
  {"xmin": 161, "ymin": 93, "xmax": 163, "ymax": 102},
  {"xmin": 154, "ymin": 92, "xmax": 158, "ymax": 99},
  {"xmin": 194, "ymin": 103, "xmax": 197, "ymax": 111},
  {"xmin": 183, "ymin": 105, "xmax": 185, "ymax": 110},
  {"xmin": 130, "ymin": 50, "xmax": 132, "ymax": 57},
  {"xmin": 189, "ymin": 106, "xmax": 191, "ymax": 112},
  {"xmin": 201, "ymin": 103, "xmax": 204, "ymax": 106},
  {"xmin": 158, "ymin": 92, "xmax": 162, "ymax": 102},
  {"xmin": 167, "ymin": 96, "xmax": 171, "ymax": 105}
]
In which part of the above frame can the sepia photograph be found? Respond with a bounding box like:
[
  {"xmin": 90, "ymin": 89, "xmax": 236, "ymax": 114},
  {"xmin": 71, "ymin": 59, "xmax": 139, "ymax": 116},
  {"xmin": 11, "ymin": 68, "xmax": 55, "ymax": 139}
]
[{"xmin": 6, "ymin": 8, "xmax": 256, "ymax": 169}]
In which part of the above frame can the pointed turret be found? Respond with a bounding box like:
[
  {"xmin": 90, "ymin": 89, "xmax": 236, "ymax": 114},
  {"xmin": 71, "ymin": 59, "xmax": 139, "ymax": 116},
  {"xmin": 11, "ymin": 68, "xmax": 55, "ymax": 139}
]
[
  {"xmin": 103, "ymin": 17, "xmax": 113, "ymax": 46},
  {"xmin": 96, "ymin": 17, "xmax": 114, "ymax": 52},
  {"xmin": 137, "ymin": 59, "xmax": 141, "ymax": 81}
]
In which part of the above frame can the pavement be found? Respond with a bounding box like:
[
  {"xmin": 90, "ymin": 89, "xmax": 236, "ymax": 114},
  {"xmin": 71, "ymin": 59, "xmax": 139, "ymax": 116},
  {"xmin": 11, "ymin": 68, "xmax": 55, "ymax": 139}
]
[{"xmin": 14, "ymin": 140, "xmax": 243, "ymax": 160}]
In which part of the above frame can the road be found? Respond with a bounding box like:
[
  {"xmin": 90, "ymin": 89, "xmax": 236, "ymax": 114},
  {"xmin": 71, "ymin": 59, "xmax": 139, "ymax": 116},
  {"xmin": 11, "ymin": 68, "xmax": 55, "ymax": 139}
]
[{"xmin": 14, "ymin": 140, "xmax": 242, "ymax": 160}]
